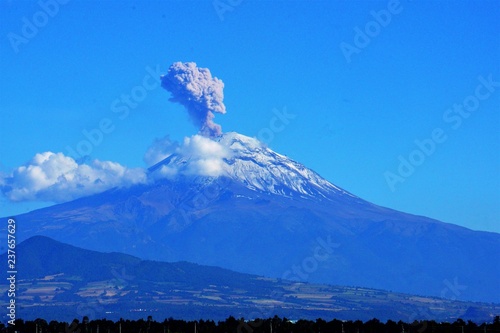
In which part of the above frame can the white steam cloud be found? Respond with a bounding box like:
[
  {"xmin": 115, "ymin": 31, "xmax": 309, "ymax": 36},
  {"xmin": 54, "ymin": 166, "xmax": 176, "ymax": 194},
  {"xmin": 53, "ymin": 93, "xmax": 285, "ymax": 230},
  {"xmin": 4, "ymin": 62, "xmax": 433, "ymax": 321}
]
[
  {"xmin": 161, "ymin": 62, "xmax": 226, "ymax": 137},
  {"xmin": 146, "ymin": 134, "xmax": 231, "ymax": 179},
  {"xmin": 1, "ymin": 152, "xmax": 147, "ymax": 202},
  {"xmin": 181, "ymin": 135, "xmax": 231, "ymax": 176}
]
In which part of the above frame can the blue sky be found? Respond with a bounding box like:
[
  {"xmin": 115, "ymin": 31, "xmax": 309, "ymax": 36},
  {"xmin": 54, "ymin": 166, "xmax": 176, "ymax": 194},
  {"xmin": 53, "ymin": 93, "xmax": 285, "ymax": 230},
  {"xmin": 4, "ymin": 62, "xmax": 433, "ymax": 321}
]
[{"xmin": 0, "ymin": 0, "xmax": 499, "ymax": 232}]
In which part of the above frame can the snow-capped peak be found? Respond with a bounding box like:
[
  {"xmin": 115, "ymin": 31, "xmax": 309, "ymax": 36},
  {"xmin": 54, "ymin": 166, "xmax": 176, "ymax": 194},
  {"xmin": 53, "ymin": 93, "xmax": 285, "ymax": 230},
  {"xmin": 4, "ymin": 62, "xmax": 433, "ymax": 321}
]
[
  {"xmin": 215, "ymin": 132, "xmax": 353, "ymax": 199},
  {"xmin": 150, "ymin": 131, "xmax": 355, "ymax": 200}
]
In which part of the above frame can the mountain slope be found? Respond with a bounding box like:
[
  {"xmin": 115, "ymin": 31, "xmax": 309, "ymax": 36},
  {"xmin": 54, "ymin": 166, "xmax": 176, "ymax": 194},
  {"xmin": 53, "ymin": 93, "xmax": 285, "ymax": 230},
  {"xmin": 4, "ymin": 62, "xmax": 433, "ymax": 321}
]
[
  {"xmin": 2, "ymin": 236, "xmax": 498, "ymax": 322},
  {"xmin": 151, "ymin": 132, "xmax": 356, "ymax": 199},
  {"xmin": 6, "ymin": 132, "xmax": 500, "ymax": 303}
]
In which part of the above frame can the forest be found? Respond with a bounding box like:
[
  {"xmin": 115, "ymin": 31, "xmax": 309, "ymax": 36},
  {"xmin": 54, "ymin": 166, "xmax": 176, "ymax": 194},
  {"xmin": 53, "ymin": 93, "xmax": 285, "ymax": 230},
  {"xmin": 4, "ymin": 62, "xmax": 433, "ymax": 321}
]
[{"xmin": 3, "ymin": 316, "xmax": 500, "ymax": 333}]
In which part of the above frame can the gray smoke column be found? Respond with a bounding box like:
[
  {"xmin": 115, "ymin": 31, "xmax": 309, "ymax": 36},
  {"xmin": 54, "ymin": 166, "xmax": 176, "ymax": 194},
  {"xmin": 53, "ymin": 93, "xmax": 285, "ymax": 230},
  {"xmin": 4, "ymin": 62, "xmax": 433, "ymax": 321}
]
[{"xmin": 161, "ymin": 62, "xmax": 226, "ymax": 137}]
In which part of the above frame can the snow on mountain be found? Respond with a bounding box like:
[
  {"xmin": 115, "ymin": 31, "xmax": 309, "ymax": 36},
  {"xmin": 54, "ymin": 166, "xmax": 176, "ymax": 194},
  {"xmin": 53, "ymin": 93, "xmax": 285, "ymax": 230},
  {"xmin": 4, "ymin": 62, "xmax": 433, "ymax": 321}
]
[
  {"xmin": 151, "ymin": 132, "xmax": 355, "ymax": 200},
  {"xmin": 10, "ymin": 132, "xmax": 500, "ymax": 304}
]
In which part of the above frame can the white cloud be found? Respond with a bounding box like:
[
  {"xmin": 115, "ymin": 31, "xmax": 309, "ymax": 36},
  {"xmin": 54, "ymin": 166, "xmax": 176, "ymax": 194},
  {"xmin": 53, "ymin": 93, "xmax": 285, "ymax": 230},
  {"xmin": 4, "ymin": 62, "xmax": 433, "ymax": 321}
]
[
  {"xmin": 181, "ymin": 135, "xmax": 229, "ymax": 159},
  {"xmin": 1, "ymin": 152, "xmax": 147, "ymax": 202},
  {"xmin": 3, "ymin": 135, "xmax": 232, "ymax": 203},
  {"xmin": 147, "ymin": 134, "xmax": 231, "ymax": 178},
  {"xmin": 179, "ymin": 135, "xmax": 231, "ymax": 177},
  {"xmin": 156, "ymin": 165, "xmax": 179, "ymax": 178}
]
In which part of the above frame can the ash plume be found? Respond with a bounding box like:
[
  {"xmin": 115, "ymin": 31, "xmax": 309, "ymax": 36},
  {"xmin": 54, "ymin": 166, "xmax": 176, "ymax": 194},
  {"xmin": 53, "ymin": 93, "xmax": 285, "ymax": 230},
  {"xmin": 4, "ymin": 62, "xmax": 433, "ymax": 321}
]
[{"xmin": 161, "ymin": 62, "xmax": 226, "ymax": 137}]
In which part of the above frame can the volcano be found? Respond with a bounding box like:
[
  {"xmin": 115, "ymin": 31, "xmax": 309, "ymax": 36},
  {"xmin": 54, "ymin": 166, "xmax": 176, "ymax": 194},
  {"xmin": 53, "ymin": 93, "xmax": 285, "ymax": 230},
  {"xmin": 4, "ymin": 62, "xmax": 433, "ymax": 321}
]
[{"xmin": 8, "ymin": 132, "xmax": 500, "ymax": 303}]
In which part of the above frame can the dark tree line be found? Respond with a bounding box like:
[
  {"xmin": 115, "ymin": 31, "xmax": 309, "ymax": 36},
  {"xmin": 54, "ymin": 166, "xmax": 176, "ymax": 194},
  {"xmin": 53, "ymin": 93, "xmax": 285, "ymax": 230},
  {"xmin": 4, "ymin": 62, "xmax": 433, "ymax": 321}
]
[{"xmin": 2, "ymin": 315, "xmax": 499, "ymax": 333}]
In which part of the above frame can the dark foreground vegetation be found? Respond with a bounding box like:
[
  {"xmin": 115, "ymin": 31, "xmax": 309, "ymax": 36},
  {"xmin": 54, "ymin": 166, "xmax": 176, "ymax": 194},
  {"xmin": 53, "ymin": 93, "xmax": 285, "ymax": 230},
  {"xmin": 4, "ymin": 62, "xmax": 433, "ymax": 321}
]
[{"xmin": 3, "ymin": 316, "xmax": 500, "ymax": 333}]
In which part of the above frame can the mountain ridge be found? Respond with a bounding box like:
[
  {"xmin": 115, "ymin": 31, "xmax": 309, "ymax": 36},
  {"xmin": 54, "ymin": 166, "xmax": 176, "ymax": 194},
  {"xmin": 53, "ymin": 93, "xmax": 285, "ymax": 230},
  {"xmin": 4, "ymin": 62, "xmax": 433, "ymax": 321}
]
[
  {"xmin": 2, "ymin": 235, "xmax": 499, "ymax": 322},
  {"xmin": 4, "ymin": 132, "xmax": 500, "ymax": 303}
]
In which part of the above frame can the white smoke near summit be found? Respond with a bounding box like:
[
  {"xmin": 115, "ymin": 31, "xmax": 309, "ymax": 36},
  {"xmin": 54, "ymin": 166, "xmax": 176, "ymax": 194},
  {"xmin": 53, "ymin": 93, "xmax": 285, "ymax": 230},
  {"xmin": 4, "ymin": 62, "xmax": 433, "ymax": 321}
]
[
  {"xmin": 146, "ymin": 134, "xmax": 232, "ymax": 179},
  {"xmin": 160, "ymin": 62, "xmax": 226, "ymax": 137},
  {"xmin": 180, "ymin": 135, "xmax": 231, "ymax": 176}
]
